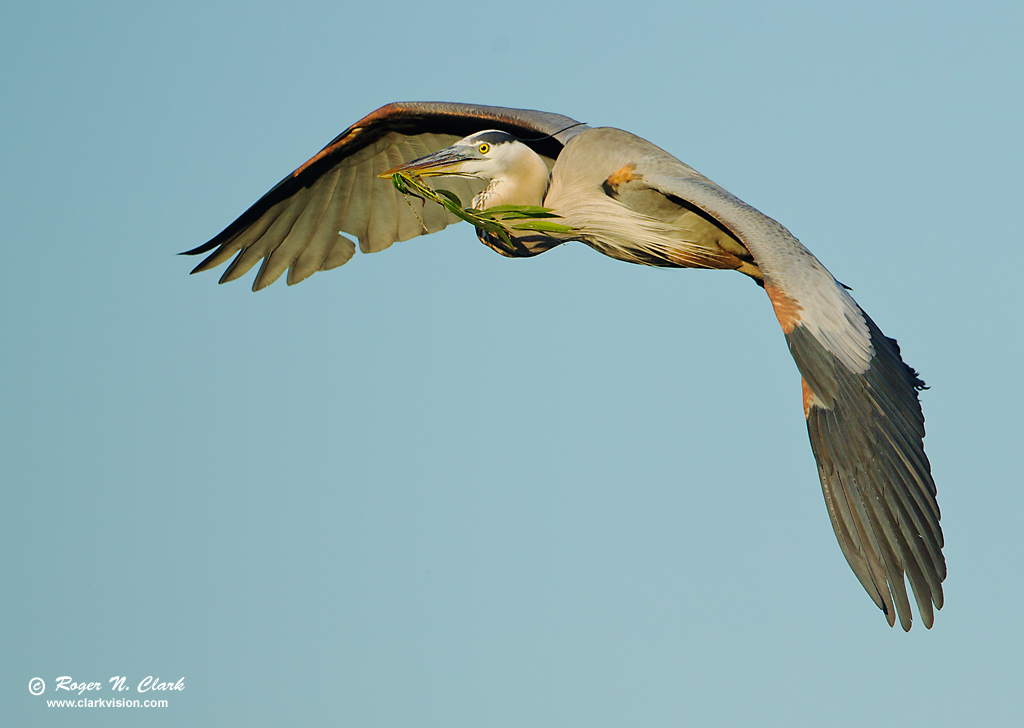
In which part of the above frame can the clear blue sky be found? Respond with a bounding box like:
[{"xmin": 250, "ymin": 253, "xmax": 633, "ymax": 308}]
[{"xmin": 3, "ymin": 1, "xmax": 1021, "ymax": 725}]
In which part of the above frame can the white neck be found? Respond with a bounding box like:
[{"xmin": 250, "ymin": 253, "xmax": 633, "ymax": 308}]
[{"xmin": 471, "ymin": 144, "xmax": 550, "ymax": 209}]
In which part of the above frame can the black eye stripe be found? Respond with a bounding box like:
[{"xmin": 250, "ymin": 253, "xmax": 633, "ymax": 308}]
[{"xmin": 466, "ymin": 130, "xmax": 517, "ymax": 146}]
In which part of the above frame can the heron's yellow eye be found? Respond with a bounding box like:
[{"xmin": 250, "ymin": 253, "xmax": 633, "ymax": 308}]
[{"xmin": 478, "ymin": 143, "xmax": 490, "ymax": 154}]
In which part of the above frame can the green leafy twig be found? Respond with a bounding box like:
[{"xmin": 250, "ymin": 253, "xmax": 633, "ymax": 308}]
[{"xmin": 390, "ymin": 172, "xmax": 572, "ymax": 252}]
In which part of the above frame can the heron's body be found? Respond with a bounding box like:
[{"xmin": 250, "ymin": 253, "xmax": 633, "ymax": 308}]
[
  {"xmin": 546, "ymin": 127, "xmax": 764, "ymax": 277},
  {"xmin": 184, "ymin": 102, "xmax": 944, "ymax": 630}
]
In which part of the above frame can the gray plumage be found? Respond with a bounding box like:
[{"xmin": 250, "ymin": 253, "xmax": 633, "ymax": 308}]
[{"xmin": 184, "ymin": 102, "xmax": 944, "ymax": 630}]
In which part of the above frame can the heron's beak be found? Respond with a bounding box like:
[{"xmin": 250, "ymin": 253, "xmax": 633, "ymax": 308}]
[{"xmin": 378, "ymin": 146, "xmax": 475, "ymax": 179}]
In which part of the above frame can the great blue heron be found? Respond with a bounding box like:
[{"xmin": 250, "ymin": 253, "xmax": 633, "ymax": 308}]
[{"xmin": 183, "ymin": 102, "xmax": 944, "ymax": 630}]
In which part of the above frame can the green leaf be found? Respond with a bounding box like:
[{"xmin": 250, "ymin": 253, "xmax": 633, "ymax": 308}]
[
  {"xmin": 389, "ymin": 171, "xmax": 576, "ymax": 254},
  {"xmin": 436, "ymin": 189, "xmax": 464, "ymax": 207},
  {"xmin": 511, "ymin": 220, "xmax": 575, "ymax": 233},
  {"xmin": 480, "ymin": 205, "xmax": 553, "ymax": 215}
]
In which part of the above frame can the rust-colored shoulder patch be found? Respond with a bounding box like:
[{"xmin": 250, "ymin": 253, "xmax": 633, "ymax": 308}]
[
  {"xmin": 604, "ymin": 163, "xmax": 640, "ymax": 192},
  {"xmin": 801, "ymin": 378, "xmax": 823, "ymax": 419},
  {"xmin": 294, "ymin": 146, "xmax": 334, "ymax": 177},
  {"xmin": 293, "ymin": 129, "xmax": 363, "ymax": 178},
  {"xmin": 765, "ymin": 283, "xmax": 803, "ymax": 334}
]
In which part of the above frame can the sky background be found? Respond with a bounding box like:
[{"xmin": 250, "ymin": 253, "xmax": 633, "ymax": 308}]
[{"xmin": 2, "ymin": 1, "xmax": 1022, "ymax": 725}]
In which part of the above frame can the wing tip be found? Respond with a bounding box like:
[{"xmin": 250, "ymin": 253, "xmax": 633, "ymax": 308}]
[{"xmin": 180, "ymin": 243, "xmax": 211, "ymax": 257}]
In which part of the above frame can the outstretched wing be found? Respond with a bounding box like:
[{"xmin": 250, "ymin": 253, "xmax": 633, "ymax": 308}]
[
  {"xmin": 636, "ymin": 157, "xmax": 944, "ymax": 630},
  {"xmin": 183, "ymin": 102, "xmax": 586, "ymax": 291}
]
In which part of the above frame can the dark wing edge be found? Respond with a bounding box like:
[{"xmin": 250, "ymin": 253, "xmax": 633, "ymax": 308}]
[
  {"xmin": 641, "ymin": 170, "xmax": 945, "ymax": 629},
  {"xmin": 182, "ymin": 102, "xmax": 586, "ymax": 291},
  {"xmin": 790, "ymin": 317, "xmax": 944, "ymax": 630}
]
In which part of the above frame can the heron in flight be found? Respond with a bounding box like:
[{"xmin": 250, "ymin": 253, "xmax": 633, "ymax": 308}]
[{"xmin": 184, "ymin": 102, "xmax": 944, "ymax": 630}]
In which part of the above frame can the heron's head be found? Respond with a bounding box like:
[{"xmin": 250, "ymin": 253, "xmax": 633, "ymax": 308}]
[
  {"xmin": 383, "ymin": 130, "xmax": 550, "ymax": 209},
  {"xmin": 381, "ymin": 130, "xmax": 533, "ymax": 181}
]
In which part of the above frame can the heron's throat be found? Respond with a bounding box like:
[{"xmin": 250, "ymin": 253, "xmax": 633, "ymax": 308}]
[{"xmin": 471, "ymin": 149, "xmax": 550, "ymax": 210}]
